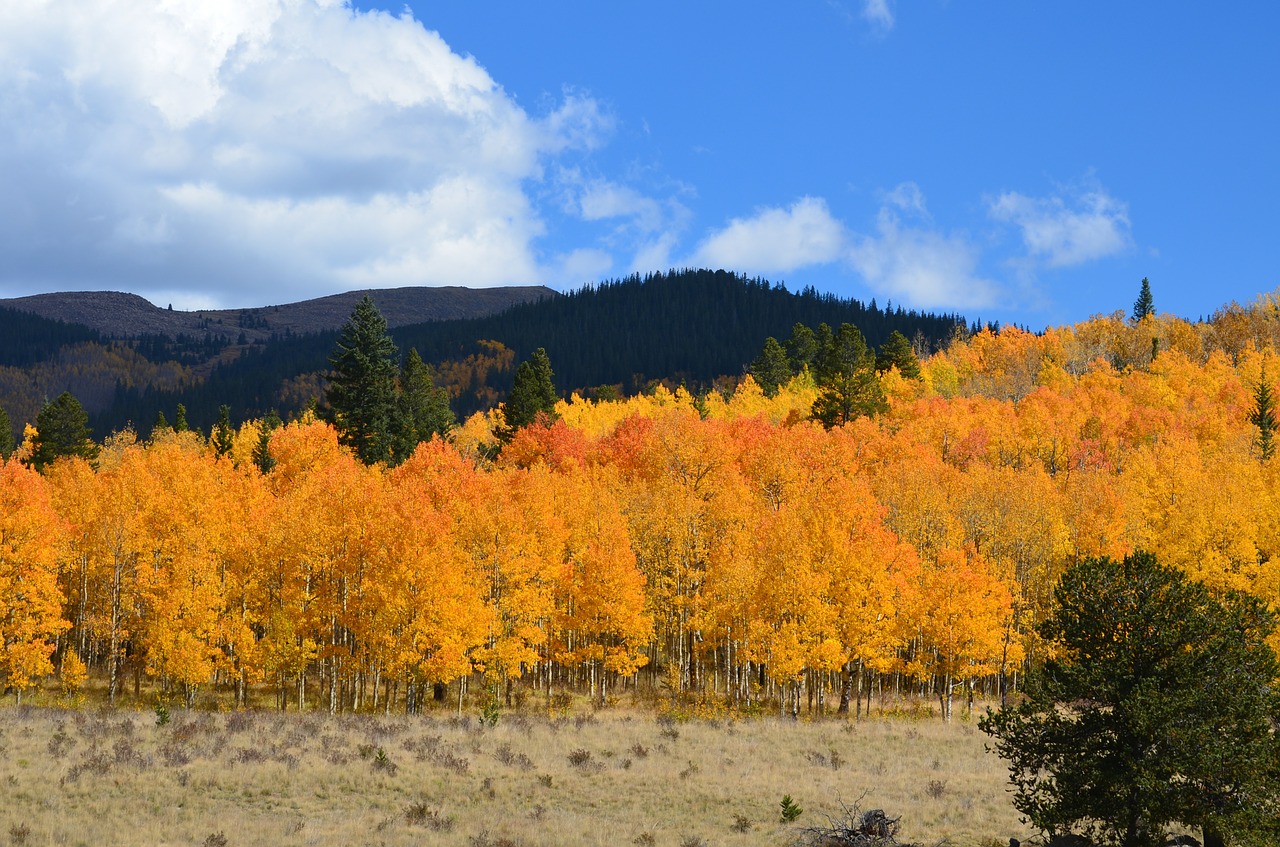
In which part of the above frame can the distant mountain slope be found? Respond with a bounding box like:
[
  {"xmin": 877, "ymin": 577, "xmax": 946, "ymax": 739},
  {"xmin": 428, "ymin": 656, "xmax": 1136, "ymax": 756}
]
[
  {"xmin": 0, "ymin": 286, "xmax": 557, "ymax": 341},
  {"xmin": 394, "ymin": 269, "xmax": 963, "ymax": 394},
  {"xmin": 95, "ymin": 269, "xmax": 965, "ymax": 436}
]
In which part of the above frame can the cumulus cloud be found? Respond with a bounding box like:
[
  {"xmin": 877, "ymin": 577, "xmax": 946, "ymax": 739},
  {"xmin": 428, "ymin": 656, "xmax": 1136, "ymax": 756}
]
[
  {"xmin": 686, "ymin": 190, "xmax": 996, "ymax": 312},
  {"xmin": 691, "ymin": 197, "xmax": 846, "ymax": 273},
  {"xmin": 0, "ymin": 0, "xmax": 608, "ymax": 306},
  {"xmin": 989, "ymin": 186, "xmax": 1131, "ymax": 268},
  {"xmin": 847, "ymin": 210, "xmax": 997, "ymax": 311}
]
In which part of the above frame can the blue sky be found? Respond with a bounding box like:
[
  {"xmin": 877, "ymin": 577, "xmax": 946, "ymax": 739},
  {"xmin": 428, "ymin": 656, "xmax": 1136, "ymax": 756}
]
[{"xmin": 1, "ymin": 1, "xmax": 1276, "ymax": 329}]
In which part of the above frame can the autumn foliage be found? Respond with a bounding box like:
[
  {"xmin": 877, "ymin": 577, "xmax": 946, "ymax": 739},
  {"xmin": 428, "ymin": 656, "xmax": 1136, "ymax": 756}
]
[{"xmin": 6, "ymin": 301, "xmax": 1280, "ymax": 716}]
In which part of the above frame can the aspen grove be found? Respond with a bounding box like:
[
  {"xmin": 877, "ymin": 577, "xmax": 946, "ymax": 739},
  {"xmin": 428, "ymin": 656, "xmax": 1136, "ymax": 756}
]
[{"xmin": 7, "ymin": 300, "xmax": 1280, "ymax": 719}]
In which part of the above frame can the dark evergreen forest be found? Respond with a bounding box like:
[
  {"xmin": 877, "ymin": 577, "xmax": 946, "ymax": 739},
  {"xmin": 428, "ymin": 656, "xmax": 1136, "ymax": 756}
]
[
  {"xmin": 92, "ymin": 270, "xmax": 964, "ymax": 436},
  {"xmin": 0, "ymin": 307, "xmax": 102, "ymax": 367}
]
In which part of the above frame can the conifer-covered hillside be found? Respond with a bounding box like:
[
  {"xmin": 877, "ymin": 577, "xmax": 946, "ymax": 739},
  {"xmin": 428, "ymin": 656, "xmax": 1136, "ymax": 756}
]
[{"xmin": 87, "ymin": 269, "xmax": 964, "ymax": 436}]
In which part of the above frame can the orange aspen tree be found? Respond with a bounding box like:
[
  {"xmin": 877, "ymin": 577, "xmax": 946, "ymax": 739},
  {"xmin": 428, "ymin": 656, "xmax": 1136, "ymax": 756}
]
[
  {"xmin": 0, "ymin": 458, "xmax": 69, "ymax": 700},
  {"xmin": 906, "ymin": 545, "xmax": 1016, "ymax": 722},
  {"xmin": 126, "ymin": 433, "xmax": 229, "ymax": 705},
  {"xmin": 47, "ymin": 434, "xmax": 148, "ymax": 704},
  {"xmin": 618, "ymin": 407, "xmax": 749, "ymax": 694},
  {"xmin": 267, "ymin": 419, "xmax": 385, "ymax": 713},
  {"xmin": 549, "ymin": 464, "xmax": 652, "ymax": 705},
  {"xmin": 376, "ymin": 449, "xmax": 493, "ymax": 711},
  {"xmin": 410, "ymin": 440, "xmax": 562, "ymax": 705}
]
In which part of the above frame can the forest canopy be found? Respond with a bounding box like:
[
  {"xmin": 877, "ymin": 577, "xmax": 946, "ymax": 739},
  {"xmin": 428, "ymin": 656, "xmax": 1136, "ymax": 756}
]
[{"xmin": 7, "ymin": 286, "xmax": 1280, "ymax": 722}]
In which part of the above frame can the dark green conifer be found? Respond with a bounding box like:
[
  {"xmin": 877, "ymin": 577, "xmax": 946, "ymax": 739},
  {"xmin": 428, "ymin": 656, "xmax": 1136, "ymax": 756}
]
[
  {"xmin": 0, "ymin": 404, "xmax": 14, "ymax": 459},
  {"xmin": 395, "ymin": 348, "xmax": 455, "ymax": 459},
  {"xmin": 212, "ymin": 405, "xmax": 235, "ymax": 457},
  {"xmin": 784, "ymin": 323, "xmax": 818, "ymax": 375},
  {"xmin": 875, "ymin": 330, "xmax": 922, "ymax": 379},
  {"xmin": 174, "ymin": 403, "xmax": 189, "ymax": 433},
  {"xmin": 501, "ymin": 347, "xmax": 557, "ymax": 440},
  {"xmin": 1132, "ymin": 277, "xmax": 1155, "ymax": 322},
  {"xmin": 1251, "ymin": 370, "xmax": 1277, "ymax": 461},
  {"xmin": 324, "ymin": 295, "xmax": 400, "ymax": 464},
  {"xmin": 811, "ymin": 323, "xmax": 837, "ymax": 384},
  {"xmin": 750, "ymin": 337, "xmax": 792, "ymax": 397},
  {"xmin": 254, "ymin": 409, "xmax": 282, "ymax": 474},
  {"xmin": 811, "ymin": 324, "xmax": 885, "ymax": 428},
  {"xmin": 29, "ymin": 391, "xmax": 99, "ymax": 471}
]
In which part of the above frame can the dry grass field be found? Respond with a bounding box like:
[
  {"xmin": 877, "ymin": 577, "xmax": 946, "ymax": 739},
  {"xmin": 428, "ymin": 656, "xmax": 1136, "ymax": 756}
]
[{"xmin": 0, "ymin": 702, "xmax": 1028, "ymax": 847}]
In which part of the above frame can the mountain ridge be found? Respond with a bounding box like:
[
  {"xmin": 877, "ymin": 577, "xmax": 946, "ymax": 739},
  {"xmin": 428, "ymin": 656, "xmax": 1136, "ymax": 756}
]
[{"xmin": 0, "ymin": 285, "xmax": 557, "ymax": 340}]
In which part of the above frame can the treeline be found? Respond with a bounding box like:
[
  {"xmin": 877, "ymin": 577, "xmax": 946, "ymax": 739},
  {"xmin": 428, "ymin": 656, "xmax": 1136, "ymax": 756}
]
[
  {"xmin": 8, "ymin": 293, "xmax": 1280, "ymax": 718},
  {"xmin": 91, "ymin": 269, "xmax": 963, "ymax": 436},
  {"xmin": 393, "ymin": 269, "xmax": 962, "ymax": 395}
]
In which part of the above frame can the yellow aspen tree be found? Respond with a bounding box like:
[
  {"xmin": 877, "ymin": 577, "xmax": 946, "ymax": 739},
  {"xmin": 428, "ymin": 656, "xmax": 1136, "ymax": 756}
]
[
  {"xmin": 550, "ymin": 464, "xmax": 652, "ymax": 705},
  {"xmin": 125, "ymin": 432, "xmax": 228, "ymax": 705},
  {"xmin": 0, "ymin": 458, "xmax": 70, "ymax": 700},
  {"xmin": 906, "ymin": 545, "xmax": 1016, "ymax": 722}
]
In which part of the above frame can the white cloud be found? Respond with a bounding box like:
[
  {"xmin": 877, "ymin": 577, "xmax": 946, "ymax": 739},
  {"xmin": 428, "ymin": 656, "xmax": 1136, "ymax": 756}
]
[
  {"xmin": 0, "ymin": 0, "xmax": 608, "ymax": 306},
  {"xmin": 989, "ymin": 186, "xmax": 1131, "ymax": 268},
  {"xmin": 577, "ymin": 181, "xmax": 666, "ymax": 233},
  {"xmin": 847, "ymin": 208, "xmax": 998, "ymax": 311},
  {"xmin": 688, "ymin": 191, "xmax": 997, "ymax": 312},
  {"xmin": 883, "ymin": 181, "xmax": 929, "ymax": 218},
  {"xmin": 691, "ymin": 197, "xmax": 846, "ymax": 273},
  {"xmin": 552, "ymin": 168, "xmax": 693, "ymax": 278},
  {"xmin": 547, "ymin": 248, "xmax": 615, "ymax": 288},
  {"xmin": 630, "ymin": 232, "xmax": 681, "ymax": 275},
  {"xmin": 862, "ymin": 0, "xmax": 895, "ymax": 32}
]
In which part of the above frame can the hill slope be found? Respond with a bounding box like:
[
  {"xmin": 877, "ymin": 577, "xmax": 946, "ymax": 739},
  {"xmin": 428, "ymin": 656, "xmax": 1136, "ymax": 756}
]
[
  {"xmin": 96, "ymin": 269, "xmax": 965, "ymax": 435},
  {"xmin": 0, "ymin": 286, "xmax": 556, "ymax": 342}
]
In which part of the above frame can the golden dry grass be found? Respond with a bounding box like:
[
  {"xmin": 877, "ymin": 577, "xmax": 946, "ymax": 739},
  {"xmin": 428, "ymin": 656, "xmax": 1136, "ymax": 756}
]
[{"xmin": 0, "ymin": 703, "xmax": 1028, "ymax": 847}]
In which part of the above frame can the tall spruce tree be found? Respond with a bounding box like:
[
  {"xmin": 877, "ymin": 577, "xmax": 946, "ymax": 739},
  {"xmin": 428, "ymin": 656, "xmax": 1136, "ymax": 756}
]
[
  {"xmin": 811, "ymin": 323, "xmax": 886, "ymax": 428},
  {"xmin": 1250, "ymin": 370, "xmax": 1277, "ymax": 461},
  {"xmin": 811, "ymin": 322, "xmax": 838, "ymax": 384},
  {"xmin": 501, "ymin": 347, "xmax": 557, "ymax": 440},
  {"xmin": 784, "ymin": 322, "xmax": 818, "ymax": 375},
  {"xmin": 0, "ymin": 404, "xmax": 14, "ymax": 459},
  {"xmin": 395, "ymin": 347, "xmax": 456, "ymax": 459},
  {"xmin": 1132, "ymin": 277, "xmax": 1155, "ymax": 322},
  {"xmin": 875, "ymin": 329, "xmax": 922, "ymax": 379},
  {"xmin": 325, "ymin": 295, "xmax": 400, "ymax": 464},
  {"xmin": 212, "ymin": 405, "xmax": 235, "ymax": 457},
  {"xmin": 28, "ymin": 391, "xmax": 99, "ymax": 471},
  {"xmin": 749, "ymin": 336, "xmax": 792, "ymax": 397},
  {"xmin": 254, "ymin": 409, "xmax": 282, "ymax": 474}
]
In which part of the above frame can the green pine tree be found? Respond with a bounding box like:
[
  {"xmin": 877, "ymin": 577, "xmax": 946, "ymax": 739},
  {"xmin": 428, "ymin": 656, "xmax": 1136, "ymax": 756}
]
[
  {"xmin": 749, "ymin": 336, "xmax": 792, "ymax": 397},
  {"xmin": 212, "ymin": 405, "xmax": 235, "ymax": 457},
  {"xmin": 0, "ymin": 404, "xmax": 14, "ymax": 460},
  {"xmin": 875, "ymin": 330, "xmax": 922, "ymax": 379},
  {"xmin": 174, "ymin": 403, "xmax": 189, "ymax": 433},
  {"xmin": 1250, "ymin": 370, "xmax": 1277, "ymax": 461},
  {"xmin": 153, "ymin": 410, "xmax": 170, "ymax": 436},
  {"xmin": 811, "ymin": 323, "xmax": 837, "ymax": 384},
  {"xmin": 1132, "ymin": 277, "xmax": 1155, "ymax": 322},
  {"xmin": 811, "ymin": 324, "xmax": 885, "ymax": 428},
  {"xmin": 395, "ymin": 347, "xmax": 456, "ymax": 460},
  {"xmin": 254, "ymin": 409, "xmax": 282, "ymax": 474},
  {"xmin": 981, "ymin": 552, "xmax": 1280, "ymax": 847},
  {"xmin": 324, "ymin": 295, "xmax": 400, "ymax": 464},
  {"xmin": 29, "ymin": 391, "xmax": 99, "ymax": 471},
  {"xmin": 784, "ymin": 322, "xmax": 818, "ymax": 375},
  {"xmin": 501, "ymin": 347, "xmax": 557, "ymax": 440}
]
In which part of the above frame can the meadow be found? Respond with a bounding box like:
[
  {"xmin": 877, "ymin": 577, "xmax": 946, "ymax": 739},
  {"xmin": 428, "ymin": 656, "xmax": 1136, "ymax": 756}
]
[{"xmin": 0, "ymin": 701, "xmax": 1026, "ymax": 847}]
